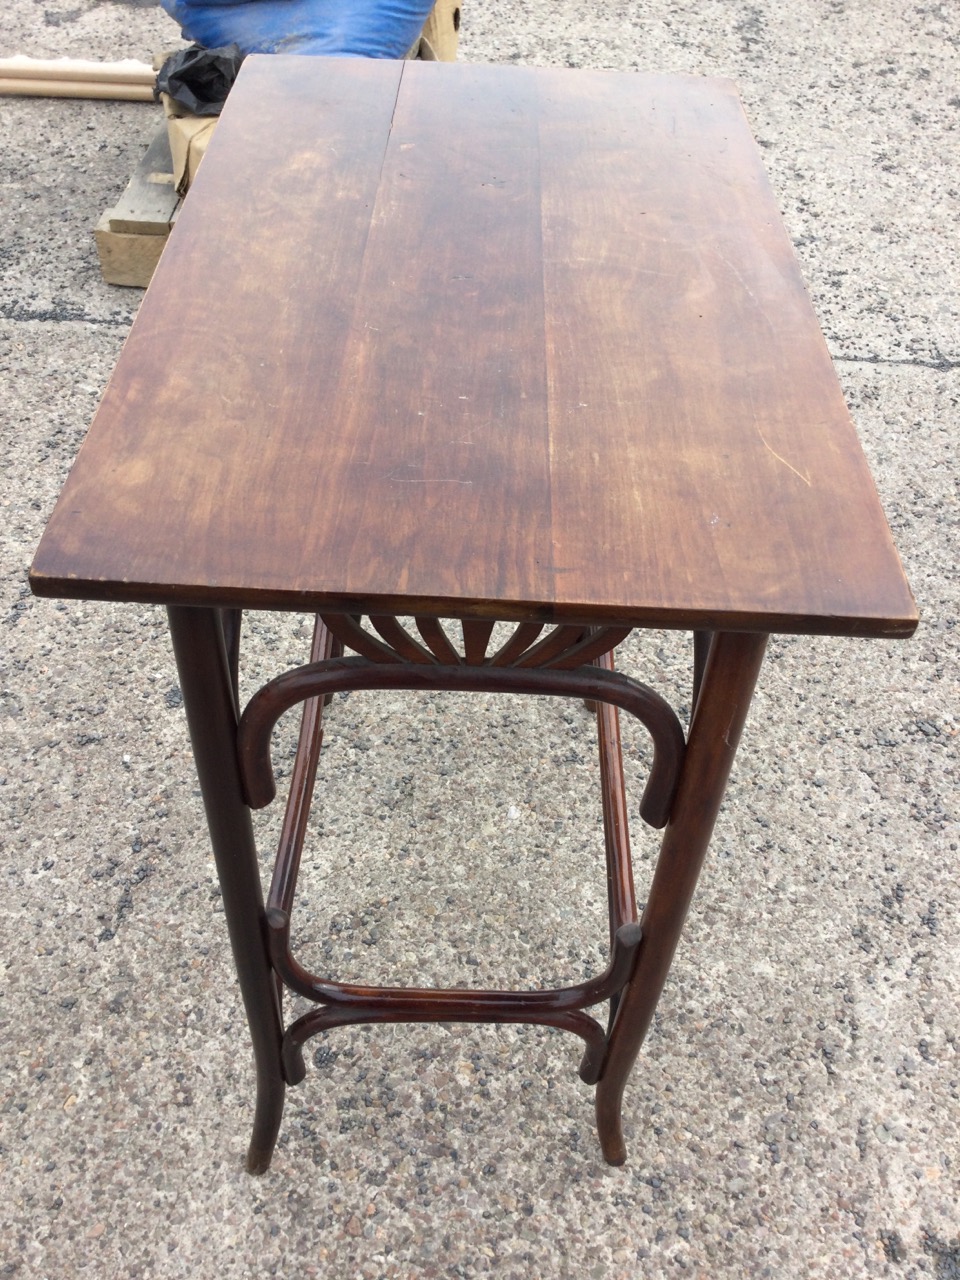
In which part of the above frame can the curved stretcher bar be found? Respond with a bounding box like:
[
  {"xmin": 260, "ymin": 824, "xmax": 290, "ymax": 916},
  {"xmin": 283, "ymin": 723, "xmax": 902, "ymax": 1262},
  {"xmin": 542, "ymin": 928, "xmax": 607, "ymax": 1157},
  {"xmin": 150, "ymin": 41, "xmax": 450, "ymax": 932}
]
[
  {"xmin": 274, "ymin": 918, "xmax": 645, "ymax": 1087},
  {"xmin": 237, "ymin": 654, "xmax": 686, "ymax": 828}
]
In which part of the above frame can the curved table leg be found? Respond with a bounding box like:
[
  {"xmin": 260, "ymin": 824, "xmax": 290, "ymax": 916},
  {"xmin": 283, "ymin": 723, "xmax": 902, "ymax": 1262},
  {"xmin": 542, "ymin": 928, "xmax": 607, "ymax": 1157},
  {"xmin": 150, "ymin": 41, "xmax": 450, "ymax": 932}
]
[
  {"xmin": 167, "ymin": 605, "xmax": 286, "ymax": 1175},
  {"xmin": 595, "ymin": 630, "xmax": 768, "ymax": 1164}
]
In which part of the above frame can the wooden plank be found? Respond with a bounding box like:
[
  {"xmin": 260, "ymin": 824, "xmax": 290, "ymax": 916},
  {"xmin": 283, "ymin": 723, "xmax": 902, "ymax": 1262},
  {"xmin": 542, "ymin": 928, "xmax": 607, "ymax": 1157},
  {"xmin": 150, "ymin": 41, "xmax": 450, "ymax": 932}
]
[
  {"xmin": 535, "ymin": 72, "xmax": 916, "ymax": 634},
  {"xmin": 108, "ymin": 127, "xmax": 178, "ymax": 235},
  {"xmin": 287, "ymin": 61, "xmax": 551, "ymax": 616}
]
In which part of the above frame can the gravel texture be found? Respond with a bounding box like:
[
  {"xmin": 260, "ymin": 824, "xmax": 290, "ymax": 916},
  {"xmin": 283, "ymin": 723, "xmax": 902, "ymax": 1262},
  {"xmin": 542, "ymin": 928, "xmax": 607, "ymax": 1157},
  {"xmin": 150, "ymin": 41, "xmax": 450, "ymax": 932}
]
[{"xmin": 2, "ymin": 1, "xmax": 958, "ymax": 1276}]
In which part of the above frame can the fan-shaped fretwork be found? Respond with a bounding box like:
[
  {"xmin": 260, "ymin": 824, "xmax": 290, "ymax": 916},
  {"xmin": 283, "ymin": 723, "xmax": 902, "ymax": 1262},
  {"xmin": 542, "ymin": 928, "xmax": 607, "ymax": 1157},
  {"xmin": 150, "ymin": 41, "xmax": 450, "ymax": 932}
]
[{"xmin": 320, "ymin": 613, "xmax": 630, "ymax": 671}]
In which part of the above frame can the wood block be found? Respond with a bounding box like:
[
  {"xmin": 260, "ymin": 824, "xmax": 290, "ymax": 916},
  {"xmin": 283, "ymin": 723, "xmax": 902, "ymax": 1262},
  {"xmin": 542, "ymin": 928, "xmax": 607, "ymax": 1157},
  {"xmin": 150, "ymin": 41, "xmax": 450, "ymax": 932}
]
[
  {"xmin": 95, "ymin": 210, "xmax": 172, "ymax": 288},
  {"xmin": 108, "ymin": 127, "xmax": 179, "ymax": 236}
]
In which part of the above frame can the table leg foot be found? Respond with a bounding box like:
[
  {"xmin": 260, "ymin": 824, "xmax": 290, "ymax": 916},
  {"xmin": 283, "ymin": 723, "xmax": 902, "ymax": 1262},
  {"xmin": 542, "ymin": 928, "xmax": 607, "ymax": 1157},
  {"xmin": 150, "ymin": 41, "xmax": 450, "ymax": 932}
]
[
  {"xmin": 596, "ymin": 1092, "xmax": 628, "ymax": 1165},
  {"xmin": 246, "ymin": 1079, "xmax": 287, "ymax": 1174}
]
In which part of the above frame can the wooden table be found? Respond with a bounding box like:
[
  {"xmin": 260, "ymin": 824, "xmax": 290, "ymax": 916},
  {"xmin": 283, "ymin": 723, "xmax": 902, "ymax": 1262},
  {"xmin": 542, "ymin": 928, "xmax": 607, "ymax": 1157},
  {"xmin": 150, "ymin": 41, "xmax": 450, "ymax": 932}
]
[{"xmin": 30, "ymin": 57, "xmax": 917, "ymax": 1173}]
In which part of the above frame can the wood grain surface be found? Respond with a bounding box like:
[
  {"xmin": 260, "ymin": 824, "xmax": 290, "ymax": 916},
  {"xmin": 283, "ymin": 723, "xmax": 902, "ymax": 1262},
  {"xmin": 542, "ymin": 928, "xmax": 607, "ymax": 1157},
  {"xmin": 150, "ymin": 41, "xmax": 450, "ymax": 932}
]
[{"xmin": 30, "ymin": 57, "xmax": 917, "ymax": 637}]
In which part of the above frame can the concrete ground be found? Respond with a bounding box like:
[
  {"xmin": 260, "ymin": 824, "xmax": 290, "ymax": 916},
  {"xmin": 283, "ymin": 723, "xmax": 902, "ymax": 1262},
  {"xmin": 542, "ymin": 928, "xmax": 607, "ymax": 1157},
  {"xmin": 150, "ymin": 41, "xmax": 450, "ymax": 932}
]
[{"xmin": 1, "ymin": 1, "xmax": 958, "ymax": 1276}]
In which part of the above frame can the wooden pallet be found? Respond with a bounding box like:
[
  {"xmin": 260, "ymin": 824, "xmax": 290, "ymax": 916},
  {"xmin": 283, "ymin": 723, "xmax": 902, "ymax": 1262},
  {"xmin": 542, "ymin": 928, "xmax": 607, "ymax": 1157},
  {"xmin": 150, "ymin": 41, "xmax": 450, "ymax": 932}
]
[{"xmin": 95, "ymin": 126, "xmax": 180, "ymax": 288}]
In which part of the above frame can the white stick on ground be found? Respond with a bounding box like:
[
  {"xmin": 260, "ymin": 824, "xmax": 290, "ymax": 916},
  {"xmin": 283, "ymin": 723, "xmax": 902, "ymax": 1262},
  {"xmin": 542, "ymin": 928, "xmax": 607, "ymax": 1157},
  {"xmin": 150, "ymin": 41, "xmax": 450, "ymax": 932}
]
[{"xmin": 0, "ymin": 56, "xmax": 156, "ymax": 100}]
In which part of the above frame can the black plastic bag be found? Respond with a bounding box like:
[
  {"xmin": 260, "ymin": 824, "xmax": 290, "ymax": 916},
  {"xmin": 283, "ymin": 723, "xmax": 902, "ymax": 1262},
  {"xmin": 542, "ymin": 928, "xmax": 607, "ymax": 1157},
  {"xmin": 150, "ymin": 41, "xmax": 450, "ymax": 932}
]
[{"xmin": 155, "ymin": 43, "xmax": 244, "ymax": 116}]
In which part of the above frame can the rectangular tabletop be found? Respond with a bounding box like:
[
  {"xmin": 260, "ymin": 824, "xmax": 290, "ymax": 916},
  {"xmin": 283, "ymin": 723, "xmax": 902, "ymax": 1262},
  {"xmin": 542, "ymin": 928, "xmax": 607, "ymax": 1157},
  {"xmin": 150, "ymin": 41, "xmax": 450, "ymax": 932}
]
[{"xmin": 30, "ymin": 58, "xmax": 916, "ymax": 637}]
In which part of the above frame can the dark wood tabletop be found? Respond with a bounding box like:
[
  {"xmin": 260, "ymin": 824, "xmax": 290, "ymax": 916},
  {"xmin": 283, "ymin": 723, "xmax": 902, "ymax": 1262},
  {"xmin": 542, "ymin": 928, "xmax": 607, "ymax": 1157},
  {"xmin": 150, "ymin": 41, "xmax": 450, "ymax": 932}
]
[{"xmin": 30, "ymin": 57, "xmax": 916, "ymax": 637}]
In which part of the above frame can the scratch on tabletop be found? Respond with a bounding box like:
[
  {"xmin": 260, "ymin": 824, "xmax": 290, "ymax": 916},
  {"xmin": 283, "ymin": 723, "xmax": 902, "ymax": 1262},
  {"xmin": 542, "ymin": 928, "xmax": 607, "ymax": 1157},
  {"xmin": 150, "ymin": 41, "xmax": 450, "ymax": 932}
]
[{"xmin": 756, "ymin": 426, "xmax": 812, "ymax": 487}]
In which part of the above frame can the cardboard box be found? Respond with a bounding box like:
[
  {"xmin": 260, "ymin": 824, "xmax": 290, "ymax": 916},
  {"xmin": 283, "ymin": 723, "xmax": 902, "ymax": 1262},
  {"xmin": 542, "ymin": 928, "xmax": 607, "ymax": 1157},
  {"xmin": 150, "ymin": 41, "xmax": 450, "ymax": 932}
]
[
  {"xmin": 420, "ymin": 0, "xmax": 461, "ymax": 61},
  {"xmin": 161, "ymin": 92, "xmax": 217, "ymax": 196}
]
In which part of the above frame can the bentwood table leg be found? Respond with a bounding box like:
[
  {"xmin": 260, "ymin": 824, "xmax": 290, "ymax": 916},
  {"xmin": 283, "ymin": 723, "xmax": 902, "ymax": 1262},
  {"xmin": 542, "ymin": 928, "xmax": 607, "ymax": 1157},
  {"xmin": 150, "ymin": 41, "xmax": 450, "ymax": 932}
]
[
  {"xmin": 167, "ymin": 605, "xmax": 286, "ymax": 1174},
  {"xmin": 595, "ymin": 630, "xmax": 769, "ymax": 1164}
]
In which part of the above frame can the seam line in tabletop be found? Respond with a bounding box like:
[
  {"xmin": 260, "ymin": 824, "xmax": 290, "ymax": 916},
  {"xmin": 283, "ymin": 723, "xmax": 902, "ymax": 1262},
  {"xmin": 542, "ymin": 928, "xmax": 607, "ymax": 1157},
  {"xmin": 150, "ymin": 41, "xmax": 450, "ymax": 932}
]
[
  {"xmin": 533, "ymin": 75, "xmax": 559, "ymax": 609},
  {"xmin": 381, "ymin": 58, "xmax": 406, "ymax": 191}
]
